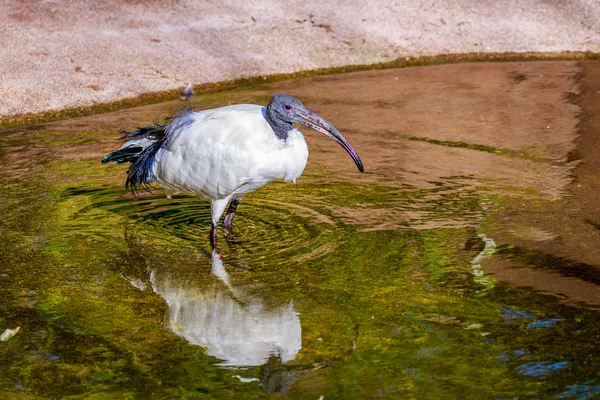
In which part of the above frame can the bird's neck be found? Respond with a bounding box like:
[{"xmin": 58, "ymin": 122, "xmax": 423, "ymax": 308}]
[{"xmin": 266, "ymin": 108, "xmax": 292, "ymax": 140}]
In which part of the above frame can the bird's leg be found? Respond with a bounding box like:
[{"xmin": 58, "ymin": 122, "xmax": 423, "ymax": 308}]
[
  {"xmin": 210, "ymin": 199, "xmax": 230, "ymax": 249},
  {"xmin": 210, "ymin": 224, "xmax": 218, "ymax": 248},
  {"xmin": 223, "ymin": 198, "xmax": 240, "ymax": 234}
]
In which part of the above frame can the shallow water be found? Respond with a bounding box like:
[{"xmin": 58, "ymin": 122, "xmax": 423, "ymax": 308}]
[{"xmin": 2, "ymin": 61, "xmax": 600, "ymax": 399}]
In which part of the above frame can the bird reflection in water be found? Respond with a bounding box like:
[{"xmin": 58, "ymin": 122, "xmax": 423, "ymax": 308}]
[
  {"xmin": 112, "ymin": 232, "xmax": 320, "ymax": 393},
  {"xmin": 147, "ymin": 250, "xmax": 302, "ymax": 368}
]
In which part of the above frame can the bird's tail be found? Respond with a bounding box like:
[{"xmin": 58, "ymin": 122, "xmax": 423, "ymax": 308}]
[
  {"xmin": 102, "ymin": 106, "xmax": 194, "ymax": 193},
  {"xmin": 102, "ymin": 124, "xmax": 167, "ymax": 192},
  {"xmin": 101, "ymin": 145, "xmax": 144, "ymax": 164}
]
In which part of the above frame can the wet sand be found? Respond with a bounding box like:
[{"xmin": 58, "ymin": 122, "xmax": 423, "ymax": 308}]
[{"xmin": 485, "ymin": 61, "xmax": 600, "ymax": 303}]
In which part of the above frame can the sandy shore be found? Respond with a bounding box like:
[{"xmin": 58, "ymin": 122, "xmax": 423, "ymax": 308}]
[{"xmin": 1, "ymin": 0, "xmax": 599, "ymax": 120}]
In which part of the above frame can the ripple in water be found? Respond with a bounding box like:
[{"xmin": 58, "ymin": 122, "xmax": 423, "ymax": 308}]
[
  {"xmin": 60, "ymin": 175, "xmax": 483, "ymax": 265},
  {"xmin": 61, "ymin": 186, "xmax": 341, "ymax": 263}
]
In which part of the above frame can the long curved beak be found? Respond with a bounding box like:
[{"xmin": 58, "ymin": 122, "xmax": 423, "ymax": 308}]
[{"xmin": 296, "ymin": 109, "xmax": 364, "ymax": 172}]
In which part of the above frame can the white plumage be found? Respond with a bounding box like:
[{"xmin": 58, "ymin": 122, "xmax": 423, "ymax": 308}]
[
  {"xmin": 155, "ymin": 105, "xmax": 308, "ymax": 200},
  {"xmin": 103, "ymin": 94, "xmax": 363, "ymax": 247}
]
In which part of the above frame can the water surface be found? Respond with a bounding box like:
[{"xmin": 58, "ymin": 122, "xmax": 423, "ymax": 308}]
[{"xmin": 1, "ymin": 61, "xmax": 600, "ymax": 399}]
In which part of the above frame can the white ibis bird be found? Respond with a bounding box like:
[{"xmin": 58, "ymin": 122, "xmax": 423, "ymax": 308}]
[{"xmin": 102, "ymin": 94, "xmax": 364, "ymax": 247}]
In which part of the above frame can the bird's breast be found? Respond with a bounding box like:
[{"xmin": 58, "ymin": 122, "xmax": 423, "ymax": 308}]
[{"xmin": 254, "ymin": 130, "xmax": 308, "ymax": 184}]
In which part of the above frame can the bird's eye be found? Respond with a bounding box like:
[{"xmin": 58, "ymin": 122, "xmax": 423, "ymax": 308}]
[{"xmin": 284, "ymin": 105, "xmax": 292, "ymax": 110}]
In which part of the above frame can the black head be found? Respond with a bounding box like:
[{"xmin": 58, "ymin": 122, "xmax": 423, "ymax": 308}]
[
  {"xmin": 266, "ymin": 94, "xmax": 364, "ymax": 172},
  {"xmin": 267, "ymin": 94, "xmax": 306, "ymax": 124}
]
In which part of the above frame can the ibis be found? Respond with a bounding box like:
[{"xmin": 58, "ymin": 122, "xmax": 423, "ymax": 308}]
[{"xmin": 102, "ymin": 94, "xmax": 364, "ymax": 247}]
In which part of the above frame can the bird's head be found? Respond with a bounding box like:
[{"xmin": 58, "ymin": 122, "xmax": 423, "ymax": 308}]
[{"xmin": 267, "ymin": 94, "xmax": 364, "ymax": 172}]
